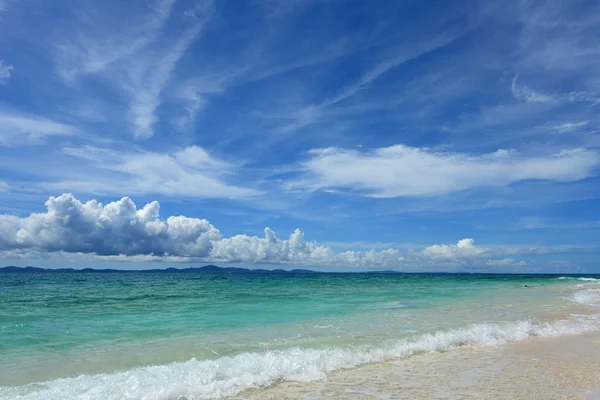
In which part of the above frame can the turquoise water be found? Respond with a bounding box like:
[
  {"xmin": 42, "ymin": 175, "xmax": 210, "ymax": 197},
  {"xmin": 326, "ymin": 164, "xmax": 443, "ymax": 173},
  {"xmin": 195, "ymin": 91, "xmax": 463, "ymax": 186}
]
[{"xmin": 1, "ymin": 272, "xmax": 600, "ymax": 399}]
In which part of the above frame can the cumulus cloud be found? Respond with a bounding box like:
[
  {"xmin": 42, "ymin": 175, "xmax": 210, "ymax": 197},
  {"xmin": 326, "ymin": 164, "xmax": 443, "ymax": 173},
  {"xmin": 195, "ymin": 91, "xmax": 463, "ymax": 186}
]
[
  {"xmin": 0, "ymin": 194, "xmax": 528, "ymax": 269},
  {"xmin": 287, "ymin": 145, "xmax": 599, "ymax": 198},
  {"xmin": 211, "ymin": 228, "xmax": 407, "ymax": 267},
  {"xmin": 422, "ymin": 238, "xmax": 486, "ymax": 259},
  {"xmin": 0, "ymin": 194, "xmax": 221, "ymax": 256},
  {"xmin": 0, "ymin": 60, "xmax": 13, "ymax": 84}
]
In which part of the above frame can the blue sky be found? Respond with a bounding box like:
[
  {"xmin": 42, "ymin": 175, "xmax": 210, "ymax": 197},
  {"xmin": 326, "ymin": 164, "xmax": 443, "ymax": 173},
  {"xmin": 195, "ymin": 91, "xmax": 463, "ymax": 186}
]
[{"xmin": 0, "ymin": 0, "xmax": 599, "ymax": 272}]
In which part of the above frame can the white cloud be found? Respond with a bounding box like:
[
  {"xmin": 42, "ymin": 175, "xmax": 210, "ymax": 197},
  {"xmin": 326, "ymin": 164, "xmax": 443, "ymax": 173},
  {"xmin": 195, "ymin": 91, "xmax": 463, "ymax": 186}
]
[
  {"xmin": 0, "ymin": 181, "xmax": 9, "ymax": 192},
  {"xmin": 287, "ymin": 145, "xmax": 599, "ymax": 198},
  {"xmin": 549, "ymin": 121, "xmax": 589, "ymax": 134},
  {"xmin": 0, "ymin": 60, "xmax": 13, "ymax": 84},
  {"xmin": 565, "ymin": 92, "xmax": 600, "ymax": 106},
  {"xmin": 326, "ymin": 34, "xmax": 462, "ymax": 108},
  {"xmin": 422, "ymin": 238, "xmax": 485, "ymax": 259},
  {"xmin": 211, "ymin": 228, "xmax": 406, "ymax": 267},
  {"xmin": 511, "ymin": 74, "xmax": 555, "ymax": 103},
  {"xmin": 0, "ymin": 194, "xmax": 534, "ymax": 269},
  {"xmin": 55, "ymin": 0, "xmax": 177, "ymax": 79},
  {"xmin": 0, "ymin": 112, "xmax": 75, "ymax": 146},
  {"xmin": 58, "ymin": 145, "xmax": 259, "ymax": 199},
  {"xmin": 173, "ymin": 75, "xmax": 227, "ymax": 129},
  {"xmin": 0, "ymin": 193, "xmax": 221, "ymax": 256},
  {"xmin": 511, "ymin": 76, "xmax": 600, "ymax": 107},
  {"xmin": 174, "ymin": 145, "xmax": 230, "ymax": 171},
  {"xmin": 275, "ymin": 32, "xmax": 465, "ymax": 134},
  {"xmin": 485, "ymin": 258, "xmax": 527, "ymax": 267},
  {"xmin": 515, "ymin": 1, "xmax": 600, "ymax": 71},
  {"xmin": 54, "ymin": 0, "xmax": 214, "ymax": 139},
  {"xmin": 128, "ymin": 8, "xmax": 213, "ymax": 139}
]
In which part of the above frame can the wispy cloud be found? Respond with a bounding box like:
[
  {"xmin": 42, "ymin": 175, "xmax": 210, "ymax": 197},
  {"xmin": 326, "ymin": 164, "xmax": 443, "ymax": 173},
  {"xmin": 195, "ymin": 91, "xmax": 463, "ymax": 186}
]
[
  {"xmin": 511, "ymin": 74, "xmax": 555, "ymax": 103},
  {"xmin": 172, "ymin": 74, "xmax": 228, "ymax": 130},
  {"xmin": 54, "ymin": 0, "xmax": 177, "ymax": 79},
  {"xmin": 511, "ymin": 75, "xmax": 600, "ymax": 107},
  {"xmin": 58, "ymin": 145, "xmax": 258, "ymax": 199},
  {"xmin": 517, "ymin": 216, "xmax": 600, "ymax": 230},
  {"xmin": 515, "ymin": 0, "xmax": 600, "ymax": 71},
  {"xmin": 548, "ymin": 121, "xmax": 589, "ymax": 134},
  {"xmin": 485, "ymin": 258, "xmax": 527, "ymax": 267},
  {"xmin": 0, "ymin": 59, "xmax": 12, "ymax": 84},
  {"xmin": 127, "ymin": 2, "xmax": 214, "ymax": 139},
  {"xmin": 274, "ymin": 33, "xmax": 466, "ymax": 134},
  {"xmin": 0, "ymin": 111, "xmax": 75, "ymax": 146},
  {"xmin": 54, "ymin": 0, "xmax": 215, "ymax": 139}
]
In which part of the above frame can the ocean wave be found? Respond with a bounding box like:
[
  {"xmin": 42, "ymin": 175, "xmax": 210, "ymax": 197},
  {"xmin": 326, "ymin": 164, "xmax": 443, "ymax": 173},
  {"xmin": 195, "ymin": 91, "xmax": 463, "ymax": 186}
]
[
  {"xmin": 363, "ymin": 301, "xmax": 412, "ymax": 310},
  {"xmin": 572, "ymin": 289, "xmax": 600, "ymax": 305},
  {"xmin": 557, "ymin": 277, "xmax": 600, "ymax": 282},
  {"xmin": 2, "ymin": 315, "xmax": 599, "ymax": 400}
]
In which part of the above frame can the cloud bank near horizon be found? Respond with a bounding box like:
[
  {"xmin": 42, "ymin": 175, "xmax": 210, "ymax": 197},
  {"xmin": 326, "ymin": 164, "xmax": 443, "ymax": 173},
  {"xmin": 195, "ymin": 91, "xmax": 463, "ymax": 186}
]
[{"xmin": 0, "ymin": 193, "xmax": 531, "ymax": 269}]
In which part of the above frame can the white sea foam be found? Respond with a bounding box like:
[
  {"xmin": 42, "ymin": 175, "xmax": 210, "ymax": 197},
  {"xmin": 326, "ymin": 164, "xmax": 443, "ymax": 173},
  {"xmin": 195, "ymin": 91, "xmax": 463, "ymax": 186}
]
[
  {"xmin": 572, "ymin": 289, "xmax": 600, "ymax": 305},
  {"xmin": 557, "ymin": 277, "xmax": 600, "ymax": 282},
  {"xmin": 313, "ymin": 324, "xmax": 337, "ymax": 329},
  {"xmin": 2, "ymin": 314, "xmax": 599, "ymax": 400},
  {"xmin": 363, "ymin": 301, "xmax": 412, "ymax": 310}
]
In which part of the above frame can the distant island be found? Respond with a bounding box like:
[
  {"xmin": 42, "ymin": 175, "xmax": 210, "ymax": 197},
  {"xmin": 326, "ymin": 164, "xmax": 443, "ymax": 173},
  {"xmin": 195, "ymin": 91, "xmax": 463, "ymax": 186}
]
[{"xmin": 0, "ymin": 265, "xmax": 320, "ymax": 274}]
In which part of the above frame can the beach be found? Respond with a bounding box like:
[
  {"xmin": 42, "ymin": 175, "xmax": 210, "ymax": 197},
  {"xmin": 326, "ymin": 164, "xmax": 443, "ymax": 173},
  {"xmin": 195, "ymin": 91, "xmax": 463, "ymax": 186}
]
[
  {"xmin": 2, "ymin": 0, "xmax": 599, "ymax": 398},
  {"xmin": 1, "ymin": 273, "xmax": 600, "ymax": 399},
  {"xmin": 236, "ymin": 330, "xmax": 600, "ymax": 399}
]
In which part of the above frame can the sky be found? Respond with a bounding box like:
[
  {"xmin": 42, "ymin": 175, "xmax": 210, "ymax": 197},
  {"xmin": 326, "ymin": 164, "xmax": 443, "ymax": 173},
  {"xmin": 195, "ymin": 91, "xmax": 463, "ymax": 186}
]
[{"xmin": 0, "ymin": 0, "xmax": 599, "ymax": 272}]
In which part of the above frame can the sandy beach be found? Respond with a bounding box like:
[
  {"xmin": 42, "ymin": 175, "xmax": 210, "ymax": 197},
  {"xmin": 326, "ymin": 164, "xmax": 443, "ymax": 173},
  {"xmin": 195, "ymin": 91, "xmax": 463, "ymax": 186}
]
[
  {"xmin": 235, "ymin": 331, "xmax": 600, "ymax": 399},
  {"xmin": 3, "ymin": 274, "xmax": 599, "ymax": 399}
]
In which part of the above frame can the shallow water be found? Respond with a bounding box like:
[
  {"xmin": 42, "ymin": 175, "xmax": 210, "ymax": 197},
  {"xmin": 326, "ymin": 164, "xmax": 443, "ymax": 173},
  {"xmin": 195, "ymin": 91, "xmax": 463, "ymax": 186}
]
[{"xmin": 1, "ymin": 272, "xmax": 599, "ymax": 399}]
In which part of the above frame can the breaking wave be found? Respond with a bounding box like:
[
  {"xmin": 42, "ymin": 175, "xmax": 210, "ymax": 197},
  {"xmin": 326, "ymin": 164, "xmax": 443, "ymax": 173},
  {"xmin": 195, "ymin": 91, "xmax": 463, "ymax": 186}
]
[
  {"xmin": 572, "ymin": 289, "xmax": 600, "ymax": 305},
  {"xmin": 2, "ymin": 314, "xmax": 599, "ymax": 400},
  {"xmin": 557, "ymin": 277, "xmax": 600, "ymax": 282}
]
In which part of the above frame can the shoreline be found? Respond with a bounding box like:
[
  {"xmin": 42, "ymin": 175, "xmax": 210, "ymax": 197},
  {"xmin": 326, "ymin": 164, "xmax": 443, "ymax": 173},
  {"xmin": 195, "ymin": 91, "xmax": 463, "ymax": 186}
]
[
  {"xmin": 3, "ymin": 277, "xmax": 598, "ymax": 399},
  {"xmin": 234, "ymin": 330, "xmax": 600, "ymax": 399}
]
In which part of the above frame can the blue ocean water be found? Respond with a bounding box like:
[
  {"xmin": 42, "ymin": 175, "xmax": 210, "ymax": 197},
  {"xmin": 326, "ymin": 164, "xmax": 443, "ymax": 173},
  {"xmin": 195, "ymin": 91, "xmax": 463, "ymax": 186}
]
[{"xmin": 1, "ymin": 272, "xmax": 599, "ymax": 399}]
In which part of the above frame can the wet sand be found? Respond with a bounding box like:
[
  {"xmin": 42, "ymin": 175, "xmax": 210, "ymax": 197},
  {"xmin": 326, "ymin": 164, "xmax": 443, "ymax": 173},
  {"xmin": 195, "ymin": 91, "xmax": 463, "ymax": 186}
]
[{"xmin": 234, "ymin": 331, "xmax": 600, "ymax": 399}]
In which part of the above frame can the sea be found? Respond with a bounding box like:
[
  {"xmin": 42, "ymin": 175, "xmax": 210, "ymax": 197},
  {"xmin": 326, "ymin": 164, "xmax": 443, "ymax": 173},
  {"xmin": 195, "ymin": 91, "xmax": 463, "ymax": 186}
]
[{"xmin": 1, "ymin": 271, "xmax": 600, "ymax": 399}]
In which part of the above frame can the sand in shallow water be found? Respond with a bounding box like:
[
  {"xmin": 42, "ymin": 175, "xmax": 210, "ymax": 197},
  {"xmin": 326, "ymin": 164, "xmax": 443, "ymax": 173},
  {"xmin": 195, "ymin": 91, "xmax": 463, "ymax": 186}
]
[{"xmin": 234, "ymin": 331, "xmax": 600, "ymax": 399}]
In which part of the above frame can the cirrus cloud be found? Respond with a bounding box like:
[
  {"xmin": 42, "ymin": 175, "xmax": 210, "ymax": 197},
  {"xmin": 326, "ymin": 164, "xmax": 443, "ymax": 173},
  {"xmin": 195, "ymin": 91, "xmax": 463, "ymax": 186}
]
[
  {"xmin": 0, "ymin": 59, "xmax": 13, "ymax": 84},
  {"xmin": 0, "ymin": 111, "xmax": 76, "ymax": 147},
  {"xmin": 57, "ymin": 145, "xmax": 259, "ymax": 199}
]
